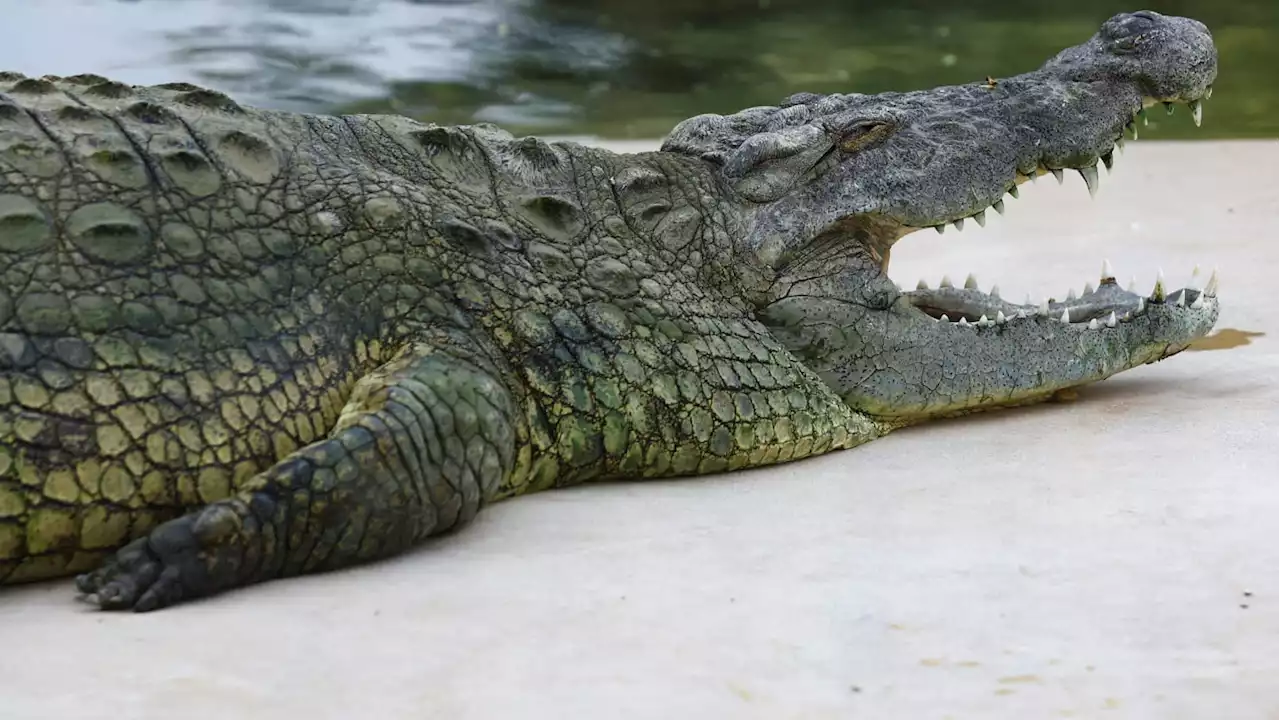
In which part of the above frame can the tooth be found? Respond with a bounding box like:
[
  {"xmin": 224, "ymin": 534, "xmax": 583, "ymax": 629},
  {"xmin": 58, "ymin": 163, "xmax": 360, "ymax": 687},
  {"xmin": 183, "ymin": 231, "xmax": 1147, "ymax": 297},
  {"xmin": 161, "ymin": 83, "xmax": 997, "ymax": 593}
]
[
  {"xmin": 934, "ymin": 225, "xmax": 945, "ymax": 234},
  {"xmin": 964, "ymin": 273, "xmax": 978, "ymax": 289},
  {"xmin": 940, "ymin": 314, "xmax": 951, "ymax": 323},
  {"xmin": 952, "ymin": 218, "xmax": 965, "ymax": 231},
  {"xmin": 1079, "ymin": 165, "xmax": 1099, "ymax": 198},
  {"xmin": 1060, "ymin": 308, "xmax": 1071, "ymax": 323},
  {"xmin": 1083, "ymin": 282, "xmax": 1094, "ymax": 296},
  {"xmin": 1189, "ymin": 99, "xmax": 1203, "ymax": 127},
  {"xmin": 1205, "ymin": 86, "xmax": 1213, "ymax": 99},
  {"xmin": 894, "ymin": 282, "xmax": 903, "ymax": 292},
  {"xmin": 1122, "ymin": 312, "xmax": 1132, "ymax": 321},
  {"xmin": 1067, "ymin": 288, "xmax": 1077, "ymax": 301},
  {"xmin": 959, "ymin": 317, "xmax": 970, "ymax": 327},
  {"xmin": 993, "ymin": 199, "xmax": 1005, "ymax": 214},
  {"xmin": 1106, "ymin": 311, "xmax": 1117, "ymax": 327},
  {"xmin": 1127, "ymin": 276, "xmax": 1137, "ymax": 293},
  {"xmin": 1137, "ymin": 297, "xmax": 1146, "ymax": 313},
  {"xmin": 1008, "ymin": 184, "xmax": 1020, "ymax": 198},
  {"xmin": 1152, "ymin": 268, "xmax": 1166, "ymax": 302},
  {"xmin": 1190, "ymin": 292, "xmax": 1204, "ymax": 309},
  {"xmin": 1050, "ymin": 168, "xmax": 1064, "ymax": 183},
  {"xmin": 1190, "ymin": 265, "xmax": 1201, "ymax": 290},
  {"xmin": 1101, "ymin": 259, "xmax": 1114, "ymax": 280},
  {"xmin": 990, "ymin": 284, "xmax": 1000, "ymax": 299},
  {"xmin": 917, "ymin": 279, "xmax": 929, "ymax": 290},
  {"xmin": 1138, "ymin": 107, "xmax": 1149, "ymax": 126},
  {"xmin": 1116, "ymin": 135, "xmax": 1126, "ymax": 151},
  {"xmin": 1175, "ymin": 291, "xmax": 1186, "ymax": 307},
  {"xmin": 1127, "ymin": 122, "xmax": 1138, "ymax": 140},
  {"xmin": 996, "ymin": 310, "xmax": 1007, "ymax": 324},
  {"xmin": 972, "ymin": 210, "xmax": 986, "ymax": 227},
  {"xmin": 1024, "ymin": 293, "xmax": 1032, "ymax": 306},
  {"xmin": 977, "ymin": 315, "xmax": 989, "ymax": 325},
  {"xmin": 1164, "ymin": 101, "xmax": 1174, "ymax": 115},
  {"xmin": 940, "ymin": 275, "xmax": 954, "ymax": 288},
  {"xmin": 1016, "ymin": 308, "xmax": 1027, "ymax": 319},
  {"xmin": 1039, "ymin": 299, "xmax": 1050, "ymax": 316},
  {"xmin": 1101, "ymin": 150, "xmax": 1114, "ymax": 172},
  {"xmin": 1088, "ymin": 318, "xmax": 1100, "ymax": 330},
  {"xmin": 1205, "ymin": 268, "xmax": 1219, "ymax": 296}
]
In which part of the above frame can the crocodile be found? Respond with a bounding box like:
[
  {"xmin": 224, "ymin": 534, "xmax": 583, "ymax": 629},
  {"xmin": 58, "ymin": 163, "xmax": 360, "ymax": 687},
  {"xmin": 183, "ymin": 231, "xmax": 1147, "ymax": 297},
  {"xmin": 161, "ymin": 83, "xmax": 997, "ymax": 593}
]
[{"xmin": 0, "ymin": 11, "xmax": 1218, "ymax": 611}]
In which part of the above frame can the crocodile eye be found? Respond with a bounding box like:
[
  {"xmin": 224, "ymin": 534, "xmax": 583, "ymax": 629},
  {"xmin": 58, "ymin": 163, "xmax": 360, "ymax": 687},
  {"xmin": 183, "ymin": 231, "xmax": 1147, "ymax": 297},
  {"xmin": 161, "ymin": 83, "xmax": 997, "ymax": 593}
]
[{"xmin": 839, "ymin": 120, "xmax": 894, "ymax": 153}]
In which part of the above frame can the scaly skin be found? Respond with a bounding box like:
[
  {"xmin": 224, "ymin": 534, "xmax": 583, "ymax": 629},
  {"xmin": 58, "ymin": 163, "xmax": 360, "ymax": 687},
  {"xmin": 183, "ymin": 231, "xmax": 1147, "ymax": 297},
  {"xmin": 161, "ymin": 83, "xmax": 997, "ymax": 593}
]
[{"xmin": 0, "ymin": 11, "xmax": 1218, "ymax": 610}]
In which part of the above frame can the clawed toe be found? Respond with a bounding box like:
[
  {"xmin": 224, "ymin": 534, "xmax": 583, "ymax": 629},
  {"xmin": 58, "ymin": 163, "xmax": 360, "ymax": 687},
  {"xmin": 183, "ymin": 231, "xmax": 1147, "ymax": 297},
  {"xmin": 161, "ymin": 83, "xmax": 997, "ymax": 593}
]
[
  {"xmin": 74, "ymin": 537, "xmax": 163, "ymax": 610},
  {"xmin": 73, "ymin": 504, "xmax": 251, "ymax": 611}
]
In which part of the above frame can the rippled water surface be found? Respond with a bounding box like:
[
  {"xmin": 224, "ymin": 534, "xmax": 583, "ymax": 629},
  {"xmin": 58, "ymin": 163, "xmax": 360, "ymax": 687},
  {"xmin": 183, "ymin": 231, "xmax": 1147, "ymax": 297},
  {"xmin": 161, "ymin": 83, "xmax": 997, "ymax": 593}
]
[{"xmin": 1, "ymin": 0, "xmax": 1274, "ymax": 138}]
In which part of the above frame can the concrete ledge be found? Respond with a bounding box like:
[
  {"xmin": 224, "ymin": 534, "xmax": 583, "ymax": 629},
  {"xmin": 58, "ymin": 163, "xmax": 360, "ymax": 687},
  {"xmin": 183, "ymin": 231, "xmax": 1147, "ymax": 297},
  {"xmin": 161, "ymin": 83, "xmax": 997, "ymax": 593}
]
[{"xmin": 1, "ymin": 140, "xmax": 1275, "ymax": 720}]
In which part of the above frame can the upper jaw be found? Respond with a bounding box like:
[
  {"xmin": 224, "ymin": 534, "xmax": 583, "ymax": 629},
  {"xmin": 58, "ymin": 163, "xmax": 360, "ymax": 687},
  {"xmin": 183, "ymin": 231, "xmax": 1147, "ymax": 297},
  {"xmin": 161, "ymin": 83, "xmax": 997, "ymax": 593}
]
[{"xmin": 901, "ymin": 90, "xmax": 1212, "ymax": 236}]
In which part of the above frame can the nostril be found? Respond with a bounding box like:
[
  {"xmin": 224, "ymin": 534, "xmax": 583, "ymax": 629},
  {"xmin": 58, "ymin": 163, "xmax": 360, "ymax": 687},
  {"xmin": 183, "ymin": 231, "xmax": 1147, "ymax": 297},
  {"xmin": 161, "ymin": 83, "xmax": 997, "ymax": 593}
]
[{"xmin": 1102, "ymin": 10, "xmax": 1156, "ymax": 41}]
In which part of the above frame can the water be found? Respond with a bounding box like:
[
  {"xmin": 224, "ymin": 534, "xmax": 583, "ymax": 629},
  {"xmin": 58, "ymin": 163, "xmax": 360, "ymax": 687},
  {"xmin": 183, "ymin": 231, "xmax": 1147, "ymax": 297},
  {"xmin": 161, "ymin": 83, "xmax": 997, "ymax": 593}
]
[{"xmin": 1, "ymin": 0, "xmax": 1274, "ymax": 139}]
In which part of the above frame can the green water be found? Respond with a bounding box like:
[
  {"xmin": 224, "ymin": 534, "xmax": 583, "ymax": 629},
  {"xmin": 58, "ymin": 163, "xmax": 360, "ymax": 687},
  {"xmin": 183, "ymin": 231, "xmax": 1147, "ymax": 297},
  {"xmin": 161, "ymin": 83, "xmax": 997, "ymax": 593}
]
[
  {"xmin": 339, "ymin": 0, "xmax": 1277, "ymax": 139},
  {"xmin": 4, "ymin": 0, "xmax": 1275, "ymax": 139}
]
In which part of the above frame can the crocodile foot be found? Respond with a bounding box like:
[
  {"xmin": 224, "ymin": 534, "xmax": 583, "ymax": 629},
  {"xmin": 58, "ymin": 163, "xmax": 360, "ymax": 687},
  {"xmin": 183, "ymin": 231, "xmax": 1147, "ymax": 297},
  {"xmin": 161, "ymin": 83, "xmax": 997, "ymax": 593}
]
[{"xmin": 75, "ymin": 501, "xmax": 250, "ymax": 612}]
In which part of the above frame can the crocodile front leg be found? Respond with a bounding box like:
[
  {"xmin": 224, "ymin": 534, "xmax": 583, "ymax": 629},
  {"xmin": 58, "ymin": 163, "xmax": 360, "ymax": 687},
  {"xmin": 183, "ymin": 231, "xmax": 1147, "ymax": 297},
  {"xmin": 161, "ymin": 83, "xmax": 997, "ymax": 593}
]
[{"xmin": 75, "ymin": 345, "xmax": 517, "ymax": 611}]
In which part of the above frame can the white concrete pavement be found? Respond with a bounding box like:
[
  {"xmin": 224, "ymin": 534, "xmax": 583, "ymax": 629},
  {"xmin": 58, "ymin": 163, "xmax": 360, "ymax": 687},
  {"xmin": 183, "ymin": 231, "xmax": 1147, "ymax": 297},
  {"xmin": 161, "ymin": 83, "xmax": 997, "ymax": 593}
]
[{"xmin": 1, "ymin": 140, "xmax": 1275, "ymax": 720}]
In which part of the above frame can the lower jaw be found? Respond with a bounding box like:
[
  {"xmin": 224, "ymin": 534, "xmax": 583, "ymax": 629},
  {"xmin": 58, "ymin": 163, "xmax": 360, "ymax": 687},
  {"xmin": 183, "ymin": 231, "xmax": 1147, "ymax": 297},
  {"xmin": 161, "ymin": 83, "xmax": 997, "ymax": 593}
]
[
  {"xmin": 836, "ymin": 265, "xmax": 1220, "ymax": 421},
  {"xmin": 902, "ymin": 263, "xmax": 1217, "ymax": 331}
]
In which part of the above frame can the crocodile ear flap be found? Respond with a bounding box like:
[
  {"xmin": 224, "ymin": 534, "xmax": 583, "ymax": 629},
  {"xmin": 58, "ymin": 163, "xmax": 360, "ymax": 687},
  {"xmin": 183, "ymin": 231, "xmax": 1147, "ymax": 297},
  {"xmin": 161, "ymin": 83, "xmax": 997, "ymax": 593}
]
[{"xmin": 721, "ymin": 124, "xmax": 834, "ymax": 202}]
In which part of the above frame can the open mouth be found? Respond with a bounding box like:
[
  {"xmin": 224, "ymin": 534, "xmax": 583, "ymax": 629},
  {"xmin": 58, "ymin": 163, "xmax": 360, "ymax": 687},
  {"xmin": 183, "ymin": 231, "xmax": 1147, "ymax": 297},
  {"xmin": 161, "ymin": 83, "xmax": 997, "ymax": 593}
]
[
  {"xmin": 900, "ymin": 94, "xmax": 1217, "ymax": 330},
  {"xmin": 907, "ymin": 263, "xmax": 1217, "ymax": 328}
]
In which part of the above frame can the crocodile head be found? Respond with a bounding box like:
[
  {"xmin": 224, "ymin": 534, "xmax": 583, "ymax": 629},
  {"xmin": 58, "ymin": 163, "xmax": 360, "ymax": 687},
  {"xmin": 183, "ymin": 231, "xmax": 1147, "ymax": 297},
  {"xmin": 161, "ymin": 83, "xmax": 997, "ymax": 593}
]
[{"xmin": 662, "ymin": 11, "xmax": 1220, "ymax": 420}]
